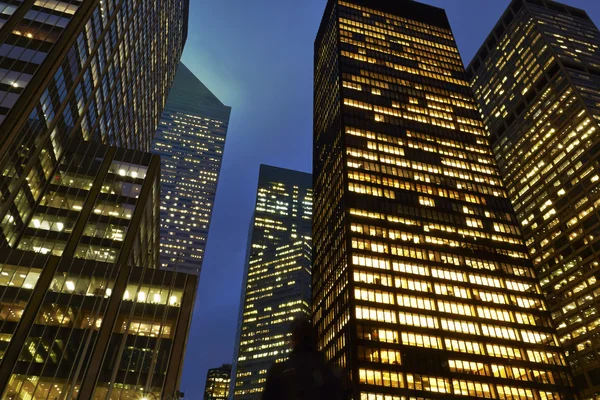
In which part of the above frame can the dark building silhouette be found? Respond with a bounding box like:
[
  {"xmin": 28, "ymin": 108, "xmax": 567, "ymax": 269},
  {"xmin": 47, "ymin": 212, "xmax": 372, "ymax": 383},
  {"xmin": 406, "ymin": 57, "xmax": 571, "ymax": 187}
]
[
  {"xmin": 468, "ymin": 0, "xmax": 600, "ymax": 397},
  {"xmin": 152, "ymin": 62, "xmax": 231, "ymax": 275},
  {"xmin": 204, "ymin": 364, "xmax": 232, "ymax": 400},
  {"xmin": 231, "ymin": 165, "xmax": 312, "ymax": 399},
  {"xmin": 0, "ymin": 0, "xmax": 193, "ymax": 398},
  {"xmin": 313, "ymin": 0, "xmax": 574, "ymax": 399}
]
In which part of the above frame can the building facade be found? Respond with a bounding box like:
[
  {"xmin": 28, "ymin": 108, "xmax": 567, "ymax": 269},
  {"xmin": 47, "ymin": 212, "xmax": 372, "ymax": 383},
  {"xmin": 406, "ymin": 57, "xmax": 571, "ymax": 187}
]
[
  {"xmin": 0, "ymin": 0, "xmax": 193, "ymax": 398},
  {"xmin": 468, "ymin": 0, "xmax": 600, "ymax": 397},
  {"xmin": 232, "ymin": 165, "xmax": 312, "ymax": 399},
  {"xmin": 0, "ymin": 0, "xmax": 188, "ymax": 254},
  {"xmin": 0, "ymin": 142, "xmax": 197, "ymax": 398},
  {"xmin": 204, "ymin": 364, "xmax": 231, "ymax": 400},
  {"xmin": 314, "ymin": 0, "xmax": 574, "ymax": 399},
  {"xmin": 152, "ymin": 62, "xmax": 231, "ymax": 274}
]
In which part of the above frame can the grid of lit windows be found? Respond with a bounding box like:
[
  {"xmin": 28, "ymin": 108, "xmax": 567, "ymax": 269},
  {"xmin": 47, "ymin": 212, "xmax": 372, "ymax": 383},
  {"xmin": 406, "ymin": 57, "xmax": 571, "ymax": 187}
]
[
  {"xmin": 152, "ymin": 63, "xmax": 231, "ymax": 275},
  {"xmin": 204, "ymin": 364, "xmax": 231, "ymax": 400},
  {"xmin": 232, "ymin": 165, "xmax": 312, "ymax": 399},
  {"xmin": 314, "ymin": 1, "xmax": 574, "ymax": 399},
  {"xmin": 468, "ymin": 0, "xmax": 600, "ymax": 397}
]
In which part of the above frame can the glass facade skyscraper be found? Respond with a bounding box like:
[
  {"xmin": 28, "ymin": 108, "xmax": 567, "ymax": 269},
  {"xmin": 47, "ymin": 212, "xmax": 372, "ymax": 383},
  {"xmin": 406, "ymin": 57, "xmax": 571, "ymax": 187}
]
[
  {"xmin": 468, "ymin": 0, "xmax": 600, "ymax": 397},
  {"xmin": 152, "ymin": 62, "xmax": 231, "ymax": 274},
  {"xmin": 231, "ymin": 165, "xmax": 312, "ymax": 399},
  {"xmin": 314, "ymin": 0, "xmax": 574, "ymax": 399},
  {"xmin": 0, "ymin": 0, "xmax": 193, "ymax": 398}
]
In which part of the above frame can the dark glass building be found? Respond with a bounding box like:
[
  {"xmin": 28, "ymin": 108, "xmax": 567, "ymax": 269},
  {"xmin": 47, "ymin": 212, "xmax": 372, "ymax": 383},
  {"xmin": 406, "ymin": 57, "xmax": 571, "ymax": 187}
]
[
  {"xmin": 231, "ymin": 165, "xmax": 312, "ymax": 399},
  {"xmin": 314, "ymin": 0, "xmax": 574, "ymax": 399},
  {"xmin": 204, "ymin": 364, "xmax": 231, "ymax": 400},
  {"xmin": 0, "ymin": 0, "xmax": 193, "ymax": 398},
  {"xmin": 467, "ymin": 0, "xmax": 600, "ymax": 397},
  {"xmin": 152, "ymin": 62, "xmax": 231, "ymax": 275}
]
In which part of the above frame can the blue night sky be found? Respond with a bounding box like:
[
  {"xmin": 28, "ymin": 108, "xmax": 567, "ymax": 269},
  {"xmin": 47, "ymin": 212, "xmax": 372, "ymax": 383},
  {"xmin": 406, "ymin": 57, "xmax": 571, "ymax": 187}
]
[{"xmin": 179, "ymin": 0, "xmax": 600, "ymax": 396}]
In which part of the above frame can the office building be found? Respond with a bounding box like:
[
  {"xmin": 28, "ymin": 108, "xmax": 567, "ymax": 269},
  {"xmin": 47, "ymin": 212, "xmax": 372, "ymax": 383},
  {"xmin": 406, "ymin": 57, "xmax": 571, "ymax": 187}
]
[
  {"xmin": 0, "ymin": 141, "xmax": 197, "ymax": 399},
  {"xmin": 0, "ymin": 0, "xmax": 193, "ymax": 397},
  {"xmin": 314, "ymin": 0, "xmax": 574, "ymax": 399},
  {"xmin": 204, "ymin": 364, "xmax": 231, "ymax": 400},
  {"xmin": 468, "ymin": 0, "xmax": 600, "ymax": 397},
  {"xmin": 232, "ymin": 165, "xmax": 312, "ymax": 399},
  {"xmin": 152, "ymin": 62, "xmax": 231, "ymax": 274}
]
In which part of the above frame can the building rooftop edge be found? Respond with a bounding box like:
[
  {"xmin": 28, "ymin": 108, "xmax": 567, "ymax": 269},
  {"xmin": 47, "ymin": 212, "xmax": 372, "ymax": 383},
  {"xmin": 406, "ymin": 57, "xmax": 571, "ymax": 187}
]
[{"xmin": 466, "ymin": 0, "xmax": 590, "ymax": 77}]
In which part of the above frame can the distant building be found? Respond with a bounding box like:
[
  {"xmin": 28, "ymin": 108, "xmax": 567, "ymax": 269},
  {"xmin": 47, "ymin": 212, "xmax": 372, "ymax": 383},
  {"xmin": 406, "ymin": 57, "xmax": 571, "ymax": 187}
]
[
  {"xmin": 204, "ymin": 364, "xmax": 232, "ymax": 400},
  {"xmin": 313, "ymin": 0, "xmax": 574, "ymax": 399},
  {"xmin": 231, "ymin": 165, "xmax": 312, "ymax": 399},
  {"xmin": 152, "ymin": 63, "xmax": 231, "ymax": 275},
  {"xmin": 468, "ymin": 0, "xmax": 600, "ymax": 396}
]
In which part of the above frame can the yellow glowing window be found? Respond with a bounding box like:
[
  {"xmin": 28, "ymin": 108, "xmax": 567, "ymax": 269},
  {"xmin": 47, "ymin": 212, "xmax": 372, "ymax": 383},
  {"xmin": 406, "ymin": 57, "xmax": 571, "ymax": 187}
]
[
  {"xmin": 401, "ymin": 332, "xmax": 441, "ymax": 349},
  {"xmin": 419, "ymin": 196, "xmax": 435, "ymax": 207},
  {"xmin": 356, "ymin": 306, "xmax": 397, "ymax": 324},
  {"xmin": 440, "ymin": 318, "xmax": 479, "ymax": 335},
  {"xmin": 398, "ymin": 312, "xmax": 438, "ymax": 329}
]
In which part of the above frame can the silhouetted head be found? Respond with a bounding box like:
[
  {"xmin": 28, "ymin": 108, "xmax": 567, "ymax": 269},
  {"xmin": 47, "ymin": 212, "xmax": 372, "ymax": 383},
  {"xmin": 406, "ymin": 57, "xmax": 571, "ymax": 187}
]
[{"xmin": 289, "ymin": 315, "xmax": 316, "ymax": 350}]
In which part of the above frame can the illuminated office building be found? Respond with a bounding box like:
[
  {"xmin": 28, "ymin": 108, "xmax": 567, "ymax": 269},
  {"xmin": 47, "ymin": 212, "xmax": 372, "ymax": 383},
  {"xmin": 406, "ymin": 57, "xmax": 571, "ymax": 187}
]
[
  {"xmin": 468, "ymin": 0, "xmax": 600, "ymax": 397},
  {"xmin": 204, "ymin": 364, "xmax": 231, "ymax": 400},
  {"xmin": 232, "ymin": 165, "xmax": 312, "ymax": 399},
  {"xmin": 0, "ymin": 0, "xmax": 193, "ymax": 398},
  {"xmin": 152, "ymin": 62, "xmax": 231, "ymax": 274},
  {"xmin": 0, "ymin": 141, "xmax": 197, "ymax": 399},
  {"xmin": 314, "ymin": 0, "xmax": 574, "ymax": 399}
]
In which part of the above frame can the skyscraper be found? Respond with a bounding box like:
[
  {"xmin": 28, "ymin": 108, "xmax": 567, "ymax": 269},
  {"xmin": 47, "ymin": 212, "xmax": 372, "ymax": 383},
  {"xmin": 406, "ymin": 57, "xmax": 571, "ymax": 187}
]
[
  {"xmin": 314, "ymin": 0, "xmax": 574, "ymax": 399},
  {"xmin": 468, "ymin": 0, "xmax": 600, "ymax": 397},
  {"xmin": 204, "ymin": 364, "xmax": 232, "ymax": 400},
  {"xmin": 231, "ymin": 165, "xmax": 312, "ymax": 399},
  {"xmin": 0, "ymin": 0, "xmax": 192, "ymax": 397},
  {"xmin": 152, "ymin": 62, "xmax": 231, "ymax": 274}
]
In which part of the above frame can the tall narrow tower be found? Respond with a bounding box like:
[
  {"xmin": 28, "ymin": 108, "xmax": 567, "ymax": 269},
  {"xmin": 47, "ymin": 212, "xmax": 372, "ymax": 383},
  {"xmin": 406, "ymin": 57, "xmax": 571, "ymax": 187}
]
[
  {"xmin": 468, "ymin": 0, "xmax": 600, "ymax": 397},
  {"xmin": 314, "ymin": 0, "xmax": 574, "ymax": 398},
  {"xmin": 231, "ymin": 165, "xmax": 312, "ymax": 399},
  {"xmin": 152, "ymin": 63, "xmax": 231, "ymax": 275}
]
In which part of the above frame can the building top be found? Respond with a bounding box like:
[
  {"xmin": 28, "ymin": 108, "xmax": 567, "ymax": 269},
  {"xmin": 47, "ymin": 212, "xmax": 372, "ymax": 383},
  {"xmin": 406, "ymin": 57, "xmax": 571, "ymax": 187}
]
[
  {"xmin": 165, "ymin": 62, "xmax": 231, "ymax": 120},
  {"xmin": 466, "ymin": 0, "xmax": 590, "ymax": 78},
  {"xmin": 258, "ymin": 164, "xmax": 312, "ymax": 185},
  {"xmin": 316, "ymin": 0, "xmax": 451, "ymax": 48},
  {"xmin": 210, "ymin": 364, "xmax": 232, "ymax": 371}
]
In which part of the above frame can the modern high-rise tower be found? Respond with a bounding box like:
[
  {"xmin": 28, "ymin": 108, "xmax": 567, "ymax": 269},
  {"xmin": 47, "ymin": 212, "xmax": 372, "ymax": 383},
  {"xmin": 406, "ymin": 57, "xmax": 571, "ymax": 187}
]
[
  {"xmin": 0, "ymin": 0, "xmax": 193, "ymax": 398},
  {"xmin": 468, "ymin": 0, "xmax": 600, "ymax": 397},
  {"xmin": 152, "ymin": 62, "xmax": 231, "ymax": 274},
  {"xmin": 231, "ymin": 165, "xmax": 312, "ymax": 399},
  {"xmin": 314, "ymin": 0, "xmax": 574, "ymax": 399}
]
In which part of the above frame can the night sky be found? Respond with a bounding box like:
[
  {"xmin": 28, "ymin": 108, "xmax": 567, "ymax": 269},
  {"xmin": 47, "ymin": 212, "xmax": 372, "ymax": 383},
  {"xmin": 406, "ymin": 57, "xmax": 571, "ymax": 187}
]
[{"xmin": 179, "ymin": 0, "xmax": 600, "ymax": 396}]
